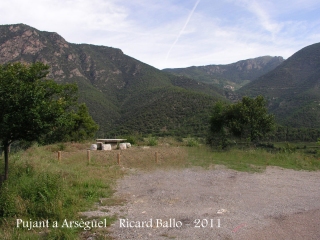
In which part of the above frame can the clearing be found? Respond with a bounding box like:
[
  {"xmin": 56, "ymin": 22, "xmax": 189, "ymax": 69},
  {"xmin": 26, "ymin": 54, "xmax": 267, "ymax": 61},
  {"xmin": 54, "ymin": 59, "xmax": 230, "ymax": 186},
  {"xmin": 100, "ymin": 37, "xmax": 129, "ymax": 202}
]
[{"xmin": 81, "ymin": 163, "xmax": 320, "ymax": 239}]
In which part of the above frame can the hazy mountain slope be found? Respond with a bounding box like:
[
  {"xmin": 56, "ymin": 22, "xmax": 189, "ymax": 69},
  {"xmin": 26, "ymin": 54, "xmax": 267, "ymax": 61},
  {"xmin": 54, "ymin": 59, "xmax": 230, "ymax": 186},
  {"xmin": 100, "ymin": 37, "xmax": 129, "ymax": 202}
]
[
  {"xmin": 163, "ymin": 56, "xmax": 284, "ymax": 90},
  {"xmin": 114, "ymin": 86, "xmax": 220, "ymax": 136},
  {"xmin": 0, "ymin": 24, "xmax": 226, "ymax": 136},
  {"xmin": 238, "ymin": 42, "xmax": 320, "ymax": 128}
]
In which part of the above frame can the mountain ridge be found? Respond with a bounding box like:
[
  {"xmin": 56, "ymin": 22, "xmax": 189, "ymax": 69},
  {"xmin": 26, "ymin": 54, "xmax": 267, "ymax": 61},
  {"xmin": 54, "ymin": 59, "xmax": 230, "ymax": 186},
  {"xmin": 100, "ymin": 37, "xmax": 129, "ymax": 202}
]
[
  {"xmin": 163, "ymin": 56, "xmax": 284, "ymax": 90},
  {"xmin": 1, "ymin": 23, "xmax": 319, "ymax": 134},
  {"xmin": 238, "ymin": 42, "xmax": 320, "ymax": 128},
  {"xmin": 0, "ymin": 23, "xmax": 226, "ymax": 136}
]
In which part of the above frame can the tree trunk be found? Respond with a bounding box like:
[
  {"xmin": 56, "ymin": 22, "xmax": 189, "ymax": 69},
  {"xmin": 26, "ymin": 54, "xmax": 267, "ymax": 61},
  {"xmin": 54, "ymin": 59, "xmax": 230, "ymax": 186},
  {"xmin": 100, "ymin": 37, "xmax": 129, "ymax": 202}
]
[{"xmin": 3, "ymin": 142, "xmax": 10, "ymax": 181}]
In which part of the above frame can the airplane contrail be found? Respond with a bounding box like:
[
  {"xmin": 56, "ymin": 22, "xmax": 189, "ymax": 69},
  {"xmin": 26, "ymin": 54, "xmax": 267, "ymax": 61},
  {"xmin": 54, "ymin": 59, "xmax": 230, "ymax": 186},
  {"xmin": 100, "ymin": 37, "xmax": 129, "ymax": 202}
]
[{"xmin": 165, "ymin": 0, "xmax": 201, "ymax": 62}]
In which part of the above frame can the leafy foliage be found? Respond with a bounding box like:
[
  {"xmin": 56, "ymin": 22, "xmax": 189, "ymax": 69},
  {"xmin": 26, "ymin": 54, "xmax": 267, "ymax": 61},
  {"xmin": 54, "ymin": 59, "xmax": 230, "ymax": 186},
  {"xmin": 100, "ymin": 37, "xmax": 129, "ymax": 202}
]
[
  {"xmin": 146, "ymin": 136, "xmax": 158, "ymax": 146},
  {"xmin": 41, "ymin": 104, "xmax": 99, "ymax": 144},
  {"xmin": 0, "ymin": 62, "xmax": 78, "ymax": 144},
  {"xmin": 209, "ymin": 96, "xmax": 275, "ymax": 147},
  {"xmin": 68, "ymin": 104, "xmax": 99, "ymax": 141},
  {"xmin": 0, "ymin": 62, "xmax": 98, "ymax": 180}
]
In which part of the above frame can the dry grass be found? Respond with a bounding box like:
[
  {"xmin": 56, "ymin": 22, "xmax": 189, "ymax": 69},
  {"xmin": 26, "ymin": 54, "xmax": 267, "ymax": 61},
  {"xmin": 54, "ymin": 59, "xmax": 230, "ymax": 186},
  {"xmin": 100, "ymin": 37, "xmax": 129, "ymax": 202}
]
[
  {"xmin": 46, "ymin": 143, "xmax": 189, "ymax": 171},
  {"xmin": 1, "ymin": 140, "xmax": 319, "ymax": 239},
  {"xmin": 0, "ymin": 142, "xmax": 190, "ymax": 239},
  {"xmin": 115, "ymin": 146, "xmax": 188, "ymax": 170}
]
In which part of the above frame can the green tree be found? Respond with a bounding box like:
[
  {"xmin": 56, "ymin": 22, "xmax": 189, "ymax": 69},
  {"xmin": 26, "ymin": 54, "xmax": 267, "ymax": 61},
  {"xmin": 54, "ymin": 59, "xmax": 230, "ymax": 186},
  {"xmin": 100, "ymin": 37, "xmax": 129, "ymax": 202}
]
[
  {"xmin": 57, "ymin": 104, "xmax": 99, "ymax": 142},
  {"xmin": 44, "ymin": 103, "xmax": 99, "ymax": 143},
  {"xmin": 0, "ymin": 62, "xmax": 78, "ymax": 180},
  {"xmin": 70, "ymin": 104, "xmax": 99, "ymax": 141},
  {"xmin": 237, "ymin": 96, "xmax": 275, "ymax": 141},
  {"xmin": 209, "ymin": 96, "xmax": 275, "ymax": 147},
  {"xmin": 208, "ymin": 101, "xmax": 230, "ymax": 148}
]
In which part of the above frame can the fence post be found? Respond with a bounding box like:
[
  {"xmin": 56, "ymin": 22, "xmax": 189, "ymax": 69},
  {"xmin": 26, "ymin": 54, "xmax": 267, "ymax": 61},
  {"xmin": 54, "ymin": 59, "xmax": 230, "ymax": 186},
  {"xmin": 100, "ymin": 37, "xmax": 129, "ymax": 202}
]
[
  {"xmin": 117, "ymin": 153, "xmax": 120, "ymax": 165},
  {"xmin": 87, "ymin": 150, "xmax": 91, "ymax": 164},
  {"xmin": 58, "ymin": 151, "xmax": 61, "ymax": 162}
]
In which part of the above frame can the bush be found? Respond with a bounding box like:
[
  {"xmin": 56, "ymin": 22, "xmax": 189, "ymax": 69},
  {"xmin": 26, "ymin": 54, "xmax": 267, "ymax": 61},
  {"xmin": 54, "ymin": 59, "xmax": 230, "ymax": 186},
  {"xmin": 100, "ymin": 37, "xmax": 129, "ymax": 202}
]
[
  {"xmin": 124, "ymin": 135, "xmax": 137, "ymax": 145},
  {"xmin": 186, "ymin": 138, "xmax": 199, "ymax": 147},
  {"xmin": 146, "ymin": 137, "xmax": 158, "ymax": 146},
  {"xmin": 279, "ymin": 143, "xmax": 296, "ymax": 153}
]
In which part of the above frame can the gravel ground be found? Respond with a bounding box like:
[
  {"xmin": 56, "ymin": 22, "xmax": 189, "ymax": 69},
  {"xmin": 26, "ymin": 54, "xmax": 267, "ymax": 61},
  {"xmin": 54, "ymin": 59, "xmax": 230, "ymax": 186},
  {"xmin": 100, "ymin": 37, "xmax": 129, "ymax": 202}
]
[{"xmin": 82, "ymin": 166, "xmax": 320, "ymax": 239}]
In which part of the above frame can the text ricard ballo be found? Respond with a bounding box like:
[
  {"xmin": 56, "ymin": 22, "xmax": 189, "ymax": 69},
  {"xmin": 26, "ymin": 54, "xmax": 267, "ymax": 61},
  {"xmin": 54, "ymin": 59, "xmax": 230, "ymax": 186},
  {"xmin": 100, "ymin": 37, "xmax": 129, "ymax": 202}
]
[{"xmin": 17, "ymin": 218, "xmax": 221, "ymax": 230}]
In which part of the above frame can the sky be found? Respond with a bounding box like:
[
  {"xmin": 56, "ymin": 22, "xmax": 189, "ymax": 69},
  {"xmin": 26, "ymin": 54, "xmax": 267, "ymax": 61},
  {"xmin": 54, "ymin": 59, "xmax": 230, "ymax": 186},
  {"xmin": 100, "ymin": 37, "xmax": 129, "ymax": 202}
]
[{"xmin": 1, "ymin": 0, "xmax": 320, "ymax": 69}]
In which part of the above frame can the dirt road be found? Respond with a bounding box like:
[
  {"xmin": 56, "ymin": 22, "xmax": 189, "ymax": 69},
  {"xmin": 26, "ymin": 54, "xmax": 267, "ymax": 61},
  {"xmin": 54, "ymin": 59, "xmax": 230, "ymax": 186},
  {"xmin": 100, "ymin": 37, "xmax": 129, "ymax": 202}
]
[{"xmin": 83, "ymin": 166, "xmax": 320, "ymax": 239}]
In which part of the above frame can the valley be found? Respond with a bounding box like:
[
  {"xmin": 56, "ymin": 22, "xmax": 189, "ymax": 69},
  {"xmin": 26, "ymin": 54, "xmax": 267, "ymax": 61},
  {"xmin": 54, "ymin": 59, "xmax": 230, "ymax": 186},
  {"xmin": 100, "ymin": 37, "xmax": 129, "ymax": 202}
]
[{"xmin": 1, "ymin": 24, "xmax": 319, "ymax": 136}]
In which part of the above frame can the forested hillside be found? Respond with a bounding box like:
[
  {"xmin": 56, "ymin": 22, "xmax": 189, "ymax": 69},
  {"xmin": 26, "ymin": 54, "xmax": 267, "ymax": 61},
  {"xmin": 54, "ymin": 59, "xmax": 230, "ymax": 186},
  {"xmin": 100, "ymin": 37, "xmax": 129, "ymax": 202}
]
[
  {"xmin": 238, "ymin": 42, "xmax": 320, "ymax": 128},
  {"xmin": 1, "ymin": 23, "xmax": 319, "ymax": 137},
  {"xmin": 0, "ymin": 24, "xmax": 226, "ymax": 137}
]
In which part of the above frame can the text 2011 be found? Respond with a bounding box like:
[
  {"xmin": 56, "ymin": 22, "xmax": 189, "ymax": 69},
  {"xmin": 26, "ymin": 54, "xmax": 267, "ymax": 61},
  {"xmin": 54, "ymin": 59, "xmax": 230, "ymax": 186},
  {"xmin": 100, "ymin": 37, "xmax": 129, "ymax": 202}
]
[{"xmin": 193, "ymin": 219, "xmax": 221, "ymax": 228}]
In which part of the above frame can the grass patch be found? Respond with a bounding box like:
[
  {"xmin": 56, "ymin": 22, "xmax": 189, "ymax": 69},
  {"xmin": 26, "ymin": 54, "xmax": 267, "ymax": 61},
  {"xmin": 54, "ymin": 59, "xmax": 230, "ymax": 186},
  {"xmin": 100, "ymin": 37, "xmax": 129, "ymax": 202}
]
[
  {"xmin": 187, "ymin": 145, "xmax": 320, "ymax": 172},
  {"xmin": 0, "ymin": 141, "xmax": 188, "ymax": 239},
  {"xmin": 0, "ymin": 142, "xmax": 124, "ymax": 239},
  {"xmin": 1, "ymin": 140, "xmax": 319, "ymax": 239}
]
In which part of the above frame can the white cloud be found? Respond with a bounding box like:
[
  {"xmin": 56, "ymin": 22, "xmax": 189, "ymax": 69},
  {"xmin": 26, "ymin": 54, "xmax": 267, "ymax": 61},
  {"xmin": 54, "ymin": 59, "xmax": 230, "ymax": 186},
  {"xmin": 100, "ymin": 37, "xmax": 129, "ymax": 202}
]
[
  {"xmin": 0, "ymin": 0, "xmax": 131, "ymax": 42},
  {"xmin": 0, "ymin": 0, "xmax": 320, "ymax": 69}
]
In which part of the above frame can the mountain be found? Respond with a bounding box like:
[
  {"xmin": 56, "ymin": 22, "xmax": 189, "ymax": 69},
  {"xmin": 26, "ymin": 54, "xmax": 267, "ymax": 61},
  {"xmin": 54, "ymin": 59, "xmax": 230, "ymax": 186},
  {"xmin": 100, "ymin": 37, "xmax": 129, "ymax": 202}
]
[
  {"xmin": 0, "ymin": 24, "xmax": 226, "ymax": 137},
  {"xmin": 163, "ymin": 56, "xmax": 284, "ymax": 90},
  {"xmin": 238, "ymin": 42, "xmax": 320, "ymax": 128}
]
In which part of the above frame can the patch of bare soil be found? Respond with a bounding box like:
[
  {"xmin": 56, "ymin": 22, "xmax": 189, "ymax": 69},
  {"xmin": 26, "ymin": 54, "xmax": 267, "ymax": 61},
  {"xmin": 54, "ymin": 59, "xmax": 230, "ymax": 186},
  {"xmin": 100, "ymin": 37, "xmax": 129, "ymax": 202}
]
[{"xmin": 81, "ymin": 166, "xmax": 320, "ymax": 239}]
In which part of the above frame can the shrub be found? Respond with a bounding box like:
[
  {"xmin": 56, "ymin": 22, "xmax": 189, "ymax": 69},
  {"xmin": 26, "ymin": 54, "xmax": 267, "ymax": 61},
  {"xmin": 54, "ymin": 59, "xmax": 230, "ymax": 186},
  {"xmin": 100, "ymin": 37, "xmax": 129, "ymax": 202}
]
[
  {"xmin": 146, "ymin": 137, "xmax": 158, "ymax": 146},
  {"xmin": 124, "ymin": 135, "xmax": 137, "ymax": 145},
  {"xmin": 186, "ymin": 138, "xmax": 199, "ymax": 147}
]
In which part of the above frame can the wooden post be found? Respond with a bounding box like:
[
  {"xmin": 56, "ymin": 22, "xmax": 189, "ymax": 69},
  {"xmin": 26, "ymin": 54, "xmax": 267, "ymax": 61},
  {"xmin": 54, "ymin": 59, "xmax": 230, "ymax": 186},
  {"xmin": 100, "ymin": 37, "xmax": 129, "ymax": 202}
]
[
  {"xmin": 58, "ymin": 151, "xmax": 61, "ymax": 162},
  {"xmin": 155, "ymin": 151, "xmax": 158, "ymax": 163},
  {"xmin": 117, "ymin": 153, "xmax": 120, "ymax": 165},
  {"xmin": 87, "ymin": 150, "xmax": 91, "ymax": 163}
]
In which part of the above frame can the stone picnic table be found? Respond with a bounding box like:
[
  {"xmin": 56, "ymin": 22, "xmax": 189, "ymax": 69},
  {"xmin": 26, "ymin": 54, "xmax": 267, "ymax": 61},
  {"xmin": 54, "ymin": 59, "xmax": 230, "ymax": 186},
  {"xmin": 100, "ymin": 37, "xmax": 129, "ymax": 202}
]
[{"xmin": 95, "ymin": 139, "xmax": 127, "ymax": 150}]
